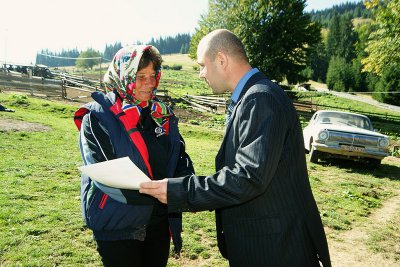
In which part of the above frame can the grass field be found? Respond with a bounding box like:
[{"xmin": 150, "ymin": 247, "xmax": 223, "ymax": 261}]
[
  {"xmin": 1, "ymin": 65, "xmax": 400, "ymax": 265},
  {"xmin": 162, "ymin": 54, "xmax": 197, "ymax": 71}
]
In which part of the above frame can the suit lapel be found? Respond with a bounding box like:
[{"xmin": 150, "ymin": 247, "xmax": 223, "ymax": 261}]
[{"xmin": 215, "ymin": 72, "xmax": 268, "ymax": 169}]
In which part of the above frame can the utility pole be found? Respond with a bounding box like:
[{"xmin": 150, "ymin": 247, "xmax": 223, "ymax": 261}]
[
  {"xmin": 4, "ymin": 28, "xmax": 8, "ymax": 65},
  {"xmin": 99, "ymin": 57, "xmax": 102, "ymax": 91}
]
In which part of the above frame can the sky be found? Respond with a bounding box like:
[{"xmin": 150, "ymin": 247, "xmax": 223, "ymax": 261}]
[{"xmin": 1, "ymin": 0, "xmax": 360, "ymax": 65}]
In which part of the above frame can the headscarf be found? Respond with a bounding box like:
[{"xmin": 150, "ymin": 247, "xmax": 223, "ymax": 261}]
[{"xmin": 103, "ymin": 45, "xmax": 172, "ymax": 127}]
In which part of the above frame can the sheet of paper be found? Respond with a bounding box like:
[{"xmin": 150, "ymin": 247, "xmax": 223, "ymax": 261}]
[{"xmin": 78, "ymin": 157, "xmax": 150, "ymax": 189}]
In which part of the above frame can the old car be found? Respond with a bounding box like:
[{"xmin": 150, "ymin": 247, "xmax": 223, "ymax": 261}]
[{"xmin": 303, "ymin": 110, "xmax": 389, "ymax": 167}]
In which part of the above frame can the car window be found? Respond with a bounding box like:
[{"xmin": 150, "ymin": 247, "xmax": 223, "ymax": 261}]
[{"xmin": 317, "ymin": 112, "xmax": 373, "ymax": 130}]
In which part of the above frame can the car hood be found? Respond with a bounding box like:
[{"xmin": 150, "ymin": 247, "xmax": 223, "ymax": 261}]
[{"xmin": 314, "ymin": 124, "xmax": 388, "ymax": 138}]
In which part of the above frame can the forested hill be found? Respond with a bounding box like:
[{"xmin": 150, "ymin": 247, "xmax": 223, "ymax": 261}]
[
  {"xmin": 309, "ymin": 1, "xmax": 373, "ymax": 27},
  {"xmin": 36, "ymin": 32, "xmax": 191, "ymax": 67},
  {"xmin": 148, "ymin": 33, "xmax": 191, "ymax": 55}
]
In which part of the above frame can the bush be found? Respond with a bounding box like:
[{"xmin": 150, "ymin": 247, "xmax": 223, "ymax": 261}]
[
  {"xmin": 170, "ymin": 64, "xmax": 182, "ymax": 70},
  {"xmin": 11, "ymin": 94, "xmax": 29, "ymax": 106},
  {"xmin": 189, "ymin": 119, "xmax": 200, "ymax": 125},
  {"xmin": 175, "ymin": 102, "xmax": 189, "ymax": 109},
  {"xmin": 392, "ymin": 146, "xmax": 400, "ymax": 157}
]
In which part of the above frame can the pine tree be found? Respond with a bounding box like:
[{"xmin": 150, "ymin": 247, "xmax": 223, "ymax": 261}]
[{"xmin": 326, "ymin": 13, "xmax": 342, "ymax": 59}]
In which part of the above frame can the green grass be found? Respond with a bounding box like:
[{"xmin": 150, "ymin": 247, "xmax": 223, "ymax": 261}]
[
  {"xmin": 1, "ymin": 70, "xmax": 400, "ymax": 265},
  {"xmin": 307, "ymin": 159, "xmax": 400, "ymax": 231},
  {"xmin": 180, "ymin": 125, "xmax": 223, "ymax": 176},
  {"xmin": 159, "ymin": 69, "xmax": 211, "ymax": 97},
  {"xmin": 162, "ymin": 54, "xmax": 197, "ymax": 72},
  {"xmin": 0, "ymin": 94, "xmax": 99, "ymax": 266}
]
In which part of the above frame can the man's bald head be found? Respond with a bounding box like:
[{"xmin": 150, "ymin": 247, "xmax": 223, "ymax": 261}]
[{"xmin": 198, "ymin": 29, "xmax": 248, "ymax": 63}]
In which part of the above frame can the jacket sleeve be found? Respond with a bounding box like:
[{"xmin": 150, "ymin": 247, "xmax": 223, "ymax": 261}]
[
  {"xmin": 167, "ymin": 91, "xmax": 288, "ymax": 212},
  {"xmin": 81, "ymin": 112, "xmax": 159, "ymax": 205}
]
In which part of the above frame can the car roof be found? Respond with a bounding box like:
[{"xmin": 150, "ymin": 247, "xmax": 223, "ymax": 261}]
[{"xmin": 315, "ymin": 110, "xmax": 369, "ymax": 119}]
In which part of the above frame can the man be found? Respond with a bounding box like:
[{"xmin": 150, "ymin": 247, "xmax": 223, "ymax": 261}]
[{"xmin": 140, "ymin": 29, "xmax": 331, "ymax": 266}]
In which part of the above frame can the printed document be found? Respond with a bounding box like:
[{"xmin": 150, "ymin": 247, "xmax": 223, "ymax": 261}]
[{"xmin": 78, "ymin": 157, "xmax": 150, "ymax": 189}]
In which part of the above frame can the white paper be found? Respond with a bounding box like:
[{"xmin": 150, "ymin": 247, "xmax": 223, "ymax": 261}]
[{"xmin": 78, "ymin": 157, "xmax": 150, "ymax": 189}]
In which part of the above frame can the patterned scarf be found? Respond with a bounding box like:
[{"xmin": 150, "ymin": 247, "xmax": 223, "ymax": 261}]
[{"xmin": 103, "ymin": 45, "xmax": 172, "ymax": 132}]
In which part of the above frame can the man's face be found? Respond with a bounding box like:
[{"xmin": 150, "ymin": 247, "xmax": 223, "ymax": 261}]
[{"xmin": 197, "ymin": 43, "xmax": 226, "ymax": 94}]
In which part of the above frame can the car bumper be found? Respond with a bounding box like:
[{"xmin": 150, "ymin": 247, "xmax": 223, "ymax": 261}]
[{"xmin": 313, "ymin": 143, "xmax": 389, "ymax": 160}]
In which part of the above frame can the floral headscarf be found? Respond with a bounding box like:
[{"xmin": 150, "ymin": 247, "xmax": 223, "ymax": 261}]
[{"xmin": 103, "ymin": 45, "xmax": 171, "ymax": 126}]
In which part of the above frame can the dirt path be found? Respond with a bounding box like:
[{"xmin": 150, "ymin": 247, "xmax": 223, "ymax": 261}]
[
  {"xmin": 328, "ymin": 190, "xmax": 400, "ymax": 266},
  {"xmin": 0, "ymin": 118, "xmax": 51, "ymax": 132}
]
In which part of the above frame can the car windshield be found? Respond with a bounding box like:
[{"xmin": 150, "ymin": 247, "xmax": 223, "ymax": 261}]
[{"xmin": 317, "ymin": 112, "xmax": 373, "ymax": 130}]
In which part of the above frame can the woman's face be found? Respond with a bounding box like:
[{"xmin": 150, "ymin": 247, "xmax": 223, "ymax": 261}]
[{"xmin": 135, "ymin": 62, "xmax": 157, "ymax": 101}]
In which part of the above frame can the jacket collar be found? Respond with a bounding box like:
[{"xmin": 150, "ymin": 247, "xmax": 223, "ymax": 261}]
[
  {"xmin": 226, "ymin": 71, "xmax": 268, "ymax": 130},
  {"xmin": 216, "ymin": 71, "xmax": 268, "ymax": 167}
]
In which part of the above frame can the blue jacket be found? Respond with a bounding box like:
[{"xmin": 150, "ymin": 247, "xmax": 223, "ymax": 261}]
[{"xmin": 75, "ymin": 91, "xmax": 193, "ymax": 241}]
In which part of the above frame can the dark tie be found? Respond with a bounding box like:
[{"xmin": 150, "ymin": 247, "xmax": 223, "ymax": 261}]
[{"xmin": 226, "ymin": 100, "xmax": 236, "ymax": 126}]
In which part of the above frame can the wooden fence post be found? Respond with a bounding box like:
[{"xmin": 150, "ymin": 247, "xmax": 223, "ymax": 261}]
[
  {"xmin": 62, "ymin": 79, "xmax": 66, "ymax": 98},
  {"xmin": 29, "ymin": 74, "xmax": 34, "ymax": 96}
]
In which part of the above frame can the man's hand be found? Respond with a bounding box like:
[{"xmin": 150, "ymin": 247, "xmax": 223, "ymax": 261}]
[{"xmin": 139, "ymin": 179, "xmax": 168, "ymax": 204}]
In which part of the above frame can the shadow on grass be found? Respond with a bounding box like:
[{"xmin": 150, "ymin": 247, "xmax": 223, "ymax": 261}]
[{"xmin": 319, "ymin": 158, "xmax": 400, "ymax": 181}]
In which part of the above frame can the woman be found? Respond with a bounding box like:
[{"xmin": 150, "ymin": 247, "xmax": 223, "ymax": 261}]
[{"xmin": 74, "ymin": 45, "xmax": 193, "ymax": 267}]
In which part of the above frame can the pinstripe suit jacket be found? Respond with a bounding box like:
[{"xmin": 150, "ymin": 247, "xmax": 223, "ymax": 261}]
[{"xmin": 168, "ymin": 72, "xmax": 331, "ymax": 266}]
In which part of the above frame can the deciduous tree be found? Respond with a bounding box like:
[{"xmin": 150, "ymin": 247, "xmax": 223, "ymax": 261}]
[
  {"xmin": 75, "ymin": 49, "xmax": 101, "ymax": 70},
  {"xmin": 362, "ymin": 0, "xmax": 400, "ymax": 75},
  {"xmin": 189, "ymin": 0, "xmax": 321, "ymax": 84}
]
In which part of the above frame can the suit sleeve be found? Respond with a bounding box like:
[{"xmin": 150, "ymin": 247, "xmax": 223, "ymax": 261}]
[
  {"xmin": 81, "ymin": 112, "xmax": 158, "ymax": 205},
  {"xmin": 167, "ymin": 92, "xmax": 288, "ymax": 212}
]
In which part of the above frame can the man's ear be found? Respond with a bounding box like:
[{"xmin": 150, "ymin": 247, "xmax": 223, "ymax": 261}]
[{"xmin": 216, "ymin": 52, "xmax": 228, "ymax": 70}]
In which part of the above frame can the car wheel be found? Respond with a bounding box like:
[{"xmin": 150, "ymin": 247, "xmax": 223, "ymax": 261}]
[{"xmin": 309, "ymin": 146, "xmax": 320, "ymax": 163}]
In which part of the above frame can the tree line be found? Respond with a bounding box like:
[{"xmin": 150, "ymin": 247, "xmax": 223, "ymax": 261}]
[
  {"xmin": 35, "ymin": 33, "xmax": 191, "ymax": 68},
  {"xmin": 36, "ymin": 48, "xmax": 80, "ymax": 67},
  {"xmin": 309, "ymin": 1, "xmax": 373, "ymax": 27},
  {"xmin": 148, "ymin": 33, "xmax": 191, "ymax": 54},
  {"xmin": 308, "ymin": 0, "xmax": 399, "ymax": 105}
]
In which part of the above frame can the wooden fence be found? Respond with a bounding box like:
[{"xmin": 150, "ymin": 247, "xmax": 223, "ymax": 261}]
[
  {"xmin": 183, "ymin": 94, "xmax": 228, "ymax": 114},
  {"xmin": 0, "ymin": 72, "xmax": 173, "ymax": 103},
  {"xmin": 59, "ymin": 73, "xmax": 101, "ymax": 101},
  {"xmin": 0, "ymin": 72, "xmax": 63, "ymax": 97}
]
